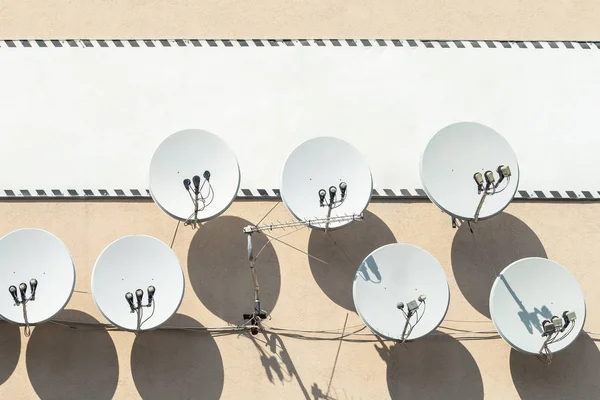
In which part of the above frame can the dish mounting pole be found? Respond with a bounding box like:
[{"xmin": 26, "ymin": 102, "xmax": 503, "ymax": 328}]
[
  {"xmin": 243, "ymin": 232, "xmax": 268, "ymax": 335},
  {"xmin": 241, "ymin": 213, "xmax": 363, "ymax": 334}
]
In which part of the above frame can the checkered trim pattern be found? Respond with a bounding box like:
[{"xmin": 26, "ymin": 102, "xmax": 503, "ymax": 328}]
[
  {"xmin": 0, "ymin": 39, "xmax": 599, "ymax": 49},
  {"xmin": 0, "ymin": 189, "xmax": 598, "ymax": 200}
]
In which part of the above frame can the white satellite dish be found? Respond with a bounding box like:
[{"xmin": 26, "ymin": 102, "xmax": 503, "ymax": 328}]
[
  {"xmin": 353, "ymin": 243, "xmax": 450, "ymax": 341},
  {"xmin": 91, "ymin": 235, "xmax": 184, "ymax": 331},
  {"xmin": 420, "ymin": 122, "xmax": 519, "ymax": 222},
  {"xmin": 490, "ymin": 257, "xmax": 586, "ymax": 355},
  {"xmin": 149, "ymin": 129, "xmax": 241, "ymax": 225},
  {"xmin": 0, "ymin": 229, "xmax": 75, "ymax": 325},
  {"xmin": 280, "ymin": 137, "xmax": 372, "ymax": 230}
]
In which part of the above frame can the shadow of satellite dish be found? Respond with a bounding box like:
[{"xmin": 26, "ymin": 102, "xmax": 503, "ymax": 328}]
[
  {"xmin": 0, "ymin": 320, "xmax": 20, "ymax": 385},
  {"xmin": 510, "ymin": 332, "xmax": 600, "ymax": 399},
  {"xmin": 188, "ymin": 216, "xmax": 281, "ymax": 324},
  {"xmin": 381, "ymin": 332, "xmax": 484, "ymax": 399},
  {"xmin": 451, "ymin": 213, "xmax": 547, "ymax": 318},
  {"xmin": 131, "ymin": 314, "xmax": 224, "ymax": 400},
  {"xmin": 26, "ymin": 310, "xmax": 119, "ymax": 400},
  {"xmin": 308, "ymin": 210, "xmax": 396, "ymax": 311}
]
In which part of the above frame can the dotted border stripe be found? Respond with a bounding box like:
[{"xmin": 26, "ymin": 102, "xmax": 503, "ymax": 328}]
[
  {"xmin": 0, "ymin": 189, "xmax": 150, "ymax": 198},
  {"xmin": 0, "ymin": 39, "xmax": 599, "ymax": 49},
  {"xmin": 0, "ymin": 189, "xmax": 598, "ymax": 200}
]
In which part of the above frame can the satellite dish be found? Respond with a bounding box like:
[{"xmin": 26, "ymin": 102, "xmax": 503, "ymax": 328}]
[
  {"xmin": 149, "ymin": 129, "xmax": 241, "ymax": 224},
  {"xmin": 91, "ymin": 235, "xmax": 184, "ymax": 331},
  {"xmin": 0, "ymin": 229, "xmax": 75, "ymax": 325},
  {"xmin": 420, "ymin": 122, "xmax": 519, "ymax": 222},
  {"xmin": 353, "ymin": 243, "xmax": 450, "ymax": 341},
  {"xmin": 280, "ymin": 137, "xmax": 372, "ymax": 230},
  {"xmin": 490, "ymin": 257, "xmax": 586, "ymax": 355}
]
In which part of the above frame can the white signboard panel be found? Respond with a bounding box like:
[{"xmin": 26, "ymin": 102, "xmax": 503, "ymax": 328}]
[{"xmin": 0, "ymin": 40, "xmax": 598, "ymax": 196}]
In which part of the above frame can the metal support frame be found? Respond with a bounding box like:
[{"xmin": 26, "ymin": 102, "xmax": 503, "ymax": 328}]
[{"xmin": 241, "ymin": 213, "xmax": 363, "ymax": 334}]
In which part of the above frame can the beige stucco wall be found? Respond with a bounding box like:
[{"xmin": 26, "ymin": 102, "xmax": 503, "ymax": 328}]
[
  {"xmin": 1, "ymin": 0, "xmax": 600, "ymax": 39},
  {"xmin": 0, "ymin": 200, "xmax": 599, "ymax": 399},
  {"xmin": 1, "ymin": 1, "xmax": 600, "ymax": 398}
]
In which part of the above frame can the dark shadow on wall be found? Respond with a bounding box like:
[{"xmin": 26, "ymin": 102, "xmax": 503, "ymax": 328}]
[
  {"xmin": 377, "ymin": 332, "xmax": 484, "ymax": 400},
  {"xmin": 26, "ymin": 310, "xmax": 118, "ymax": 400},
  {"xmin": 188, "ymin": 216, "xmax": 281, "ymax": 324},
  {"xmin": 131, "ymin": 314, "xmax": 224, "ymax": 400},
  {"xmin": 246, "ymin": 331, "xmax": 311, "ymax": 399},
  {"xmin": 307, "ymin": 210, "xmax": 396, "ymax": 311},
  {"xmin": 510, "ymin": 332, "xmax": 600, "ymax": 400},
  {"xmin": 310, "ymin": 383, "xmax": 337, "ymax": 400},
  {"xmin": 0, "ymin": 320, "xmax": 20, "ymax": 385},
  {"xmin": 451, "ymin": 213, "xmax": 547, "ymax": 318}
]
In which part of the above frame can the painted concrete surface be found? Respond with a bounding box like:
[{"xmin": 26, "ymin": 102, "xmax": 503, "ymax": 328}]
[
  {"xmin": 0, "ymin": 200, "xmax": 599, "ymax": 399},
  {"xmin": 1, "ymin": 0, "xmax": 600, "ymax": 398},
  {"xmin": 1, "ymin": 0, "xmax": 600, "ymax": 39}
]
